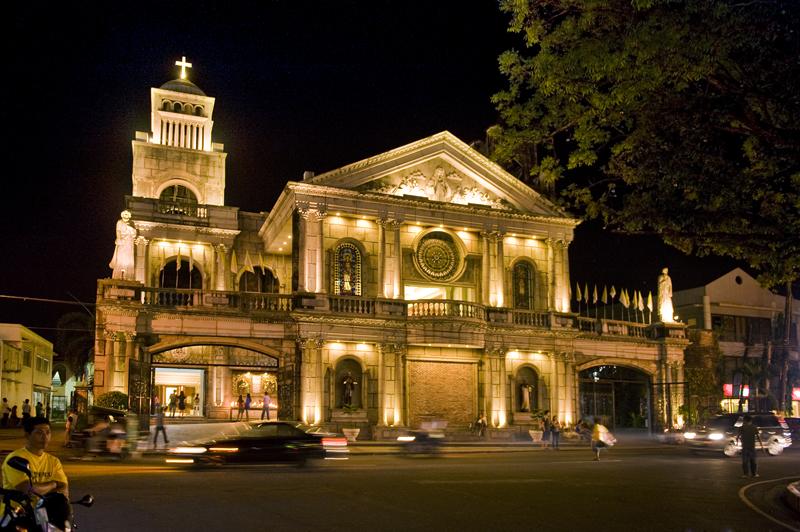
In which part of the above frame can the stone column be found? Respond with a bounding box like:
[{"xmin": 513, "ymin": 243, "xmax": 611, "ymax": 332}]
[
  {"xmin": 134, "ymin": 237, "xmax": 149, "ymax": 284},
  {"xmin": 377, "ymin": 219, "xmax": 387, "ymax": 298},
  {"xmin": 391, "ymin": 220, "xmax": 403, "ymax": 299},
  {"xmin": 316, "ymin": 211, "xmax": 327, "ymax": 293},
  {"xmin": 377, "ymin": 344, "xmax": 386, "ymax": 426},
  {"xmin": 481, "ymin": 232, "xmax": 491, "ymax": 306},
  {"xmin": 560, "ymin": 240, "xmax": 572, "ymax": 313},
  {"xmin": 296, "ymin": 206, "xmax": 308, "ymax": 292},
  {"xmin": 298, "ymin": 338, "xmax": 324, "ymax": 425},
  {"xmin": 545, "ymin": 238, "xmax": 555, "ymax": 311},
  {"xmin": 495, "ymin": 232, "xmax": 506, "ymax": 307},
  {"xmin": 488, "ymin": 348, "xmax": 507, "ymax": 427},
  {"xmin": 398, "ymin": 346, "xmax": 408, "ymax": 426}
]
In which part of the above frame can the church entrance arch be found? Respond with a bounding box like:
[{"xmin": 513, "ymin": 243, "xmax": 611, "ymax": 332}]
[
  {"xmin": 578, "ymin": 365, "xmax": 651, "ymax": 430},
  {"xmin": 148, "ymin": 342, "xmax": 279, "ymax": 420}
]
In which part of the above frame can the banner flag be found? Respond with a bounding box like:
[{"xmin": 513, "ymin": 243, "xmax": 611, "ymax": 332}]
[
  {"xmin": 189, "ymin": 247, "xmax": 194, "ymax": 272},
  {"xmin": 593, "ymin": 285, "xmax": 598, "ymax": 304},
  {"xmin": 575, "ymin": 283, "xmax": 582, "ymax": 301},
  {"xmin": 637, "ymin": 291, "xmax": 645, "ymax": 312},
  {"xmin": 583, "ymin": 283, "xmax": 589, "ymax": 303},
  {"xmin": 647, "ymin": 291, "xmax": 654, "ymax": 312},
  {"xmin": 601, "ymin": 286, "xmax": 608, "ymax": 304},
  {"xmin": 230, "ymin": 250, "xmax": 239, "ymax": 274},
  {"xmin": 610, "ymin": 285, "xmax": 617, "ymax": 299},
  {"xmin": 176, "ymin": 245, "xmax": 182, "ymax": 271},
  {"xmin": 244, "ymin": 251, "xmax": 256, "ymax": 274}
]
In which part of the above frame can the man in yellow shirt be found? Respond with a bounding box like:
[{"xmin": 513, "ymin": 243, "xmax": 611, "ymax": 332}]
[{"xmin": 2, "ymin": 416, "xmax": 68, "ymax": 497}]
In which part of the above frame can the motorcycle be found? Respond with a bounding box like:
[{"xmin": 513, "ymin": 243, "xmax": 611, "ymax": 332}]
[{"xmin": 0, "ymin": 456, "xmax": 93, "ymax": 532}]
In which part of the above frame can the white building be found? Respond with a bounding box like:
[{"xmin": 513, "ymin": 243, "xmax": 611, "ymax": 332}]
[
  {"xmin": 93, "ymin": 60, "xmax": 689, "ymax": 435},
  {"xmin": 0, "ymin": 324, "xmax": 54, "ymax": 418}
]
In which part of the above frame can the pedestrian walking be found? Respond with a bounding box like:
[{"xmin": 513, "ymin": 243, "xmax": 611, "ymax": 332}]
[
  {"xmin": 551, "ymin": 416, "xmax": 562, "ymax": 450},
  {"xmin": 64, "ymin": 411, "xmax": 74, "ymax": 447},
  {"xmin": 591, "ymin": 418, "xmax": 615, "ymax": 461},
  {"xmin": 177, "ymin": 391, "xmax": 187, "ymax": 417},
  {"xmin": 244, "ymin": 393, "xmax": 252, "ymax": 420},
  {"xmin": 236, "ymin": 394, "xmax": 245, "ymax": 421},
  {"xmin": 21, "ymin": 400, "xmax": 31, "ymax": 420},
  {"xmin": 153, "ymin": 406, "xmax": 169, "ymax": 447},
  {"xmin": 737, "ymin": 414, "xmax": 763, "ymax": 478},
  {"xmin": 261, "ymin": 392, "xmax": 272, "ymax": 420},
  {"xmin": 1, "ymin": 398, "xmax": 10, "ymax": 428}
]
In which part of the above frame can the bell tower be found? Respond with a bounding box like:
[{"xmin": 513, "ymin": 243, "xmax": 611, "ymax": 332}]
[{"xmin": 131, "ymin": 57, "xmax": 227, "ymax": 206}]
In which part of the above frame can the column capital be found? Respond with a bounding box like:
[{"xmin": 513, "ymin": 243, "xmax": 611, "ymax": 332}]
[
  {"xmin": 388, "ymin": 219, "xmax": 404, "ymax": 229},
  {"xmin": 296, "ymin": 336, "xmax": 325, "ymax": 349},
  {"xmin": 134, "ymin": 236, "xmax": 150, "ymax": 246}
]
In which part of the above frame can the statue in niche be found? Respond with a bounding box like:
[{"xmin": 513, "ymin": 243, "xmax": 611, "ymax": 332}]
[
  {"xmin": 657, "ymin": 267, "xmax": 674, "ymax": 323},
  {"xmin": 109, "ymin": 210, "xmax": 137, "ymax": 280},
  {"xmin": 342, "ymin": 372, "xmax": 358, "ymax": 408},
  {"xmin": 520, "ymin": 380, "xmax": 534, "ymax": 412}
]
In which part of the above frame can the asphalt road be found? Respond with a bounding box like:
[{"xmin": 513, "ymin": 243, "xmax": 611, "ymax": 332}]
[{"xmin": 66, "ymin": 446, "xmax": 800, "ymax": 532}]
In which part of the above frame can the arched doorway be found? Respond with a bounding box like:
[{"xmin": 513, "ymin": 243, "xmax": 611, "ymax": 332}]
[
  {"xmin": 579, "ymin": 365, "xmax": 651, "ymax": 430},
  {"xmin": 149, "ymin": 344, "xmax": 279, "ymax": 420}
]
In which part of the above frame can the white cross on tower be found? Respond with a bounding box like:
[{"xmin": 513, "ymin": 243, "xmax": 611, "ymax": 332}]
[{"xmin": 175, "ymin": 56, "xmax": 193, "ymax": 80}]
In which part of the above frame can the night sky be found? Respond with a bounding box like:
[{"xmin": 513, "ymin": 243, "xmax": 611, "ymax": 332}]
[{"xmin": 3, "ymin": 1, "xmax": 738, "ymax": 342}]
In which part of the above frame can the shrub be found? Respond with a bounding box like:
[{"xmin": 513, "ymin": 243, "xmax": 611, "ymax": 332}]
[{"xmin": 95, "ymin": 391, "xmax": 128, "ymax": 410}]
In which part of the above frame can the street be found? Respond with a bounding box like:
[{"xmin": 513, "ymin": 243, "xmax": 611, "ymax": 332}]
[{"xmin": 65, "ymin": 445, "xmax": 800, "ymax": 531}]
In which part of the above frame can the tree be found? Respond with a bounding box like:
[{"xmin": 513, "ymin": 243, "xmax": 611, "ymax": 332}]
[
  {"xmin": 491, "ymin": 0, "xmax": 800, "ymax": 409},
  {"xmin": 54, "ymin": 312, "xmax": 94, "ymax": 381}
]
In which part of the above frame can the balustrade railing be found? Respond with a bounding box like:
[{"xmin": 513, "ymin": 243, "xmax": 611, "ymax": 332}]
[
  {"xmin": 511, "ymin": 310, "xmax": 551, "ymax": 328},
  {"xmin": 328, "ymin": 296, "xmax": 375, "ymax": 315},
  {"xmin": 157, "ymin": 199, "xmax": 207, "ymax": 218},
  {"xmin": 139, "ymin": 287, "xmax": 292, "ymax": 312},
  {"xmin": 407, "ymin": 300, "xmax": 485, "ymax": 320}
]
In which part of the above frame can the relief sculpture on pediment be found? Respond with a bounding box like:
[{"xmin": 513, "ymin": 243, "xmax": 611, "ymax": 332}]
[{"xmin": 365, "ymin": 166, "xmax": 510, "ymax": 210}]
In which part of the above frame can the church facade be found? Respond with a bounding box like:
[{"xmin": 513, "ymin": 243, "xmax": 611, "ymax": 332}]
[{"xmin": 93, "ymin": 63, "xmax": 688, "ymax": 436}]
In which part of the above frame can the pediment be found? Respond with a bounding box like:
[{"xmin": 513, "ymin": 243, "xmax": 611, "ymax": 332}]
[{"xmin": 306, "ymin": 131, "xmax": 566, "ymax": 218}]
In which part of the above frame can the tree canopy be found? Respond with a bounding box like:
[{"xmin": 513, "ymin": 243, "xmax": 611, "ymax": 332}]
[{"xmin": 491, "ymin": 0, "xmax": 800, "ymax": 290}]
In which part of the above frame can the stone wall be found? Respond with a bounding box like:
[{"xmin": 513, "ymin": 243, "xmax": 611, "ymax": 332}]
[{"xmin": 408, "ymin": 360, "xmax": 475, "ymax": 427}]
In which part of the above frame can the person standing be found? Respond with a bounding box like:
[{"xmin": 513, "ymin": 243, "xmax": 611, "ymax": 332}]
[
  {"xmin": 21, "ymin": 399, "xmax": 32, "ymax": 421},
  {"xmin": 551, "ymin": 416, "xmax": 562, "ymax": 450},
  {"xmin": 244, "ymin": 393, "xmax": 252, "ymax": 421},
  {"xmin": 168, "ymin": 393, "xmax": 177, "ymax": 417},
  {"xmin": 1, "ymin": 398, "xmax": 10, "ymax": 428},
  {"xmin": 541, "ymin": 410, "xmax": 551, "ymax": 449},
  {"xmin": 64, "ymin": 411, "xmax": 75, "ymax": 448},
  {"xmin": 177, "ymin": 391, "xmax": 187, "ymax": 417},
  {"xmin": 153, "ymin": 407, "xmax": 169, "ymax": 447},
  {"xmin": 10, "ymin": 405, "xmax": 19, "ymax": 427},
  {"xmin": 261, "ymin": 392, "xmax": 272, "ymax": 420},
  {"xmin": 192, "ymin": 393, "xmax": 201, "ymax": 416},
  {"xmin": 35, "ymin": 401, "xmax": 44, "ymax": 417},
  {"xmin": 737, "ymin": 415, "xmax": 763, "ymax": 478},
  {"xmin": 236, "ymin": 394, "xmax": 245, "ymax": 421}
]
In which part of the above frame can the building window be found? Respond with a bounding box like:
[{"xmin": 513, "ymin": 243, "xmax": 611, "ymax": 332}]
[
  {"xmin": 711, "ymin": 314, "xmax": 771, "ymax": 344},
  {"xmin": 512, "ymin": 261, "xmax": 535, "ymax": 310},
  {"xmin": 158, "ymin": 185, "xmax": 198, "ymax": 215},
  {"xmin": 333, "ymin": 243, "xmax": 362, "ymax": 296},
  {"xmin": 35, "ymin": 356, "xmax": 49, "ymax": 374},
  {"xmin": 23, "ymin": 350, "xmax": 31, "ymax": 368}
]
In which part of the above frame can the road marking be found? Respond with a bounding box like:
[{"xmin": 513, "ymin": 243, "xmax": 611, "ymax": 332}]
[
  {"xmin": 416, "ymin": 478, "xmax": 553, "ymax": 485},
  {"xmin": 738, "ymin": 476, "xmax": 800, "ymax": 532}
]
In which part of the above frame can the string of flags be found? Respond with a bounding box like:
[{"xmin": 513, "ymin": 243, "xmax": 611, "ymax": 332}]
[{"xmin": 574, "ymin": 282, "xmax": 656, "ymax": 323}]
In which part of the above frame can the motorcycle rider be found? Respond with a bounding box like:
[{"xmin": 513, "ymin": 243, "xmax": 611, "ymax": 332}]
[{"xmin": 2, "ymin": 416, "xmax": 69, "ymax": 497}]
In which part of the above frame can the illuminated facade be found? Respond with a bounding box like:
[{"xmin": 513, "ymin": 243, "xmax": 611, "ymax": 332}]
[{"xmin": 94, "ymin": 62, "xmax": 689, "ymax": 434}]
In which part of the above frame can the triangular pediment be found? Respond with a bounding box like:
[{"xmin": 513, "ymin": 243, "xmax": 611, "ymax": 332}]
[{"xmin": 306, "ymin": 131, "xmax": 566, "ymax": 218}]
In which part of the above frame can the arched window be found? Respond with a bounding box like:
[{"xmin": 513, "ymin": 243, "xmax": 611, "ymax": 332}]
[
  {"xmin": 239, "ymin": 267, "xmax": 279, "ymax": 293},
  {"xmin": 195, "ymin": 106, "xmax": 204, "ymax": 116},
  {"xmin": 516, "ymin": 366, "xmax": 539, "ymax": 412},
  {"xmin": 162, "ymin": 100, "xmax": 172, "ymax": 111},
  {"xmin": 159, "ymin": 259, "xmax": 203, "ymax": 305},
  {"xmin": 333, "ymin": 243, "xmax": 362, "ymax": 296},
  {"xmin": 159, "ymin": 185, "xmax": 198, "ymax": 215},
  {"xmin": 513, "ymin": 261, "xmax": 536, "ymax": 309}
]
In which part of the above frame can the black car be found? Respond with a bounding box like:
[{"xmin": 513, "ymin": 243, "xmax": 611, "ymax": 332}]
[
  {"xmin": 166, "ymin": 421, "xmax": 348, "ymax": 465},
  {"xmin": 683, "ymin": 412, "xmax": 791, "ymax": 456}
]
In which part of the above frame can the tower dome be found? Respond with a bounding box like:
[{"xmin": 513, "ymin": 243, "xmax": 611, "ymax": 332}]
[{"xmin": 159, "ymin": 78, "xmax": 206, "ymax": 96}]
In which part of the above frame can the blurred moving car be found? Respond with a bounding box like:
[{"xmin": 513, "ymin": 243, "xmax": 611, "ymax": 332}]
[
  {"xmin": 167, "ymin": 421, "xmax": 348, "ymax": 465},
  {"xmin": 784, "ymin": 417, "xmax": 800, "ymax": 445},
  {"xmin": 683, "ymin": 412, "xmax": 791, "ymax": 456}
]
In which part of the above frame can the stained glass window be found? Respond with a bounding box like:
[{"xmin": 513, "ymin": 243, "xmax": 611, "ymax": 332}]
[{"xmin": 334, "ymin": 243, "xmax": 362, "ymax": 296}]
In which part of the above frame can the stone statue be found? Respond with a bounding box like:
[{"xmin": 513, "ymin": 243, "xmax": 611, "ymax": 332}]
[
  {"xmin": 109, "ymin": 210, "xmax": 137, "ymax": 280},
  {"xmin": 520, "ymin": 381, "xmax": 533, "ymax": 412},
  {"xmin": 342, "ymin": 372, "xmax": 358, "ymax": 407},
  {"xmin": 658, "ymin": 267, "xmax": 674, "ymax": 323}
]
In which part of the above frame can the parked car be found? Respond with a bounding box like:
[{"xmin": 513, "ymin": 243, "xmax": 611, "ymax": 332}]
[
  {"xmin": 166, "ymin": 421, "xmax": 348, "ymax": 465},
  {"xmin": 683, "ymin": 412, "xmax": 791, "ymax": 456}
]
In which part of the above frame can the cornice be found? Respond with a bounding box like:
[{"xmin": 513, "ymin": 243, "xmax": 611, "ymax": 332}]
[{"xmin": 134, "ymin": 221, "xmax": 240, "ymax": 237}]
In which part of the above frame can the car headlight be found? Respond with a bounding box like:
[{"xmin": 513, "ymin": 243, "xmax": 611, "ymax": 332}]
[
  {"xmin": 169, "ymin": 446, "xmax": 208, "ymax": 454},
  {"xmin": 683, "ymin": 432, "xmax": 696, "ymax": 440},
  {"xmin": 708, "ymin": 433, "xmax": 724, "ymax": 441}
]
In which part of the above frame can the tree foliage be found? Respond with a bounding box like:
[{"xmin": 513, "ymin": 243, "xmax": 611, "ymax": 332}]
[
  {"xmin": 94, "ymin": 391, "xmax": 129, "ymax": 411},
  {"xmin": 491, "ymin": 0, "xmax": 800, "ymax": 289}
]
